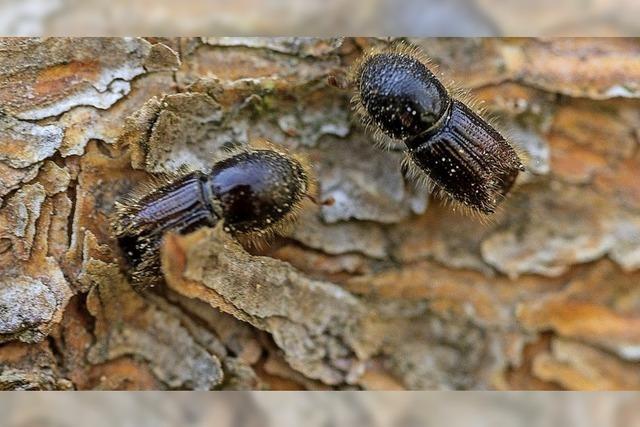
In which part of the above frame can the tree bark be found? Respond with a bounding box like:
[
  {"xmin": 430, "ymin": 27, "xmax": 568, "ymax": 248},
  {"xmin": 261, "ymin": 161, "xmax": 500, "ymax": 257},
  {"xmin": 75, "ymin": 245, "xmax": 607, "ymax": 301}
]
[{"xmin": 1, "ymin": 37, "xmax": 639, "ymax": 390}]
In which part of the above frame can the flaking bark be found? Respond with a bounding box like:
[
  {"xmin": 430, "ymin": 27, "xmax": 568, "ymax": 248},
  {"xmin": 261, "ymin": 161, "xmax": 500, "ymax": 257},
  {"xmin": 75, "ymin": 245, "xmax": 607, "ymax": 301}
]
[{"xmin": 1, "ymin": 37, "xmax": 639, "ymax": 390}]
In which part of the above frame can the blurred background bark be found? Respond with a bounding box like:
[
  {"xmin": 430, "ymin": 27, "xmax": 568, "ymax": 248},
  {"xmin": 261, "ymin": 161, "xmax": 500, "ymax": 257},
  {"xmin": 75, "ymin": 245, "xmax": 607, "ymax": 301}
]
[
  {"xmin": 3, "ymin": 392, "xmax": 640, "ymax": 426},
  {"xmin": 0, "ymin": 37, "xmax": 639, "ymax": 390}
]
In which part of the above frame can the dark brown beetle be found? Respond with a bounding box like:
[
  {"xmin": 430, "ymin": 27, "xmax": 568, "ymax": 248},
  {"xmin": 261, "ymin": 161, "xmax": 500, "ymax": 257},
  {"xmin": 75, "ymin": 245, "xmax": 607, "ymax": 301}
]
[
  {"xmin": 113, "ymin": 144, "xmax": 315, "ymax": 288},
  {"xmin": 350, "ymin": 43, "xmax": 525, "ymax": 215}
]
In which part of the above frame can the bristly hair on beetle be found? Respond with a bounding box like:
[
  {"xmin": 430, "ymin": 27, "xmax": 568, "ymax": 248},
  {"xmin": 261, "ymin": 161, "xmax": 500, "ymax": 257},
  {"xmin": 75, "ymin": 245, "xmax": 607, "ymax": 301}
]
[
  {"xmin": 349, "ymin": 41, "xmax": 526, "ymax": 216},
  {"xmin": 112, "ymin": 140, "xmax": 317, "ymax": 289}
]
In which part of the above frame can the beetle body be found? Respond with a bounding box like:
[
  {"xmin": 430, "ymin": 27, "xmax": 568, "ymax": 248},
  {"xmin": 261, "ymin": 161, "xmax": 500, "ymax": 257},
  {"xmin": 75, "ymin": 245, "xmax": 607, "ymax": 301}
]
[
  {"xmin": 113, "ymin": 147, "xmax": 313, "ymax": 287},
  {"xmin": 351, "ymin": 43, "xmax": 525, "ymax": 214}
]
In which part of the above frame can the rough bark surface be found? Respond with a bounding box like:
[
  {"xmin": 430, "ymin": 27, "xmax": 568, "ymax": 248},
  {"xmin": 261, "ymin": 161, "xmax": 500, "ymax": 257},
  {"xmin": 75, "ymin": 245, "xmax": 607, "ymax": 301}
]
[{"xmin": 0, "ymin": 37, "xmax": 639, "ymax": 390}]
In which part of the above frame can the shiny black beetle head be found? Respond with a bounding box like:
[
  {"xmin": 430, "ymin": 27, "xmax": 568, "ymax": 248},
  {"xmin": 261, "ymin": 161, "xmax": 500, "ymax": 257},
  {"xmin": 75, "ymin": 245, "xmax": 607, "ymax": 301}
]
[
  {"xmin": 208, "ymin": 149, "xmax": 310, "ymax": 234},
  {"xmin": 354, "ymin": 50, "xmax": 450, "ymax": 140}
]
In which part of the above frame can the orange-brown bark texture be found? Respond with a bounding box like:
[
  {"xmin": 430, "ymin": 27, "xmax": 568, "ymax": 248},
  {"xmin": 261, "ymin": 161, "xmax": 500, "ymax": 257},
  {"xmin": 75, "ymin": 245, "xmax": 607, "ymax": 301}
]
[{"xmin": 0, "ymin": 37, "xmax": 639, "ymax": 390}]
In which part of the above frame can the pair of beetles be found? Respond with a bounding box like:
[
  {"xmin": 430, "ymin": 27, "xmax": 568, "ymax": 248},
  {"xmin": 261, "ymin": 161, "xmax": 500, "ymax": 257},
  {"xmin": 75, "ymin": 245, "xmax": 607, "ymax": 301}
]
[{"xmin": 113, "ymin": 43, "xmax": 525, "ymax": 287}]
